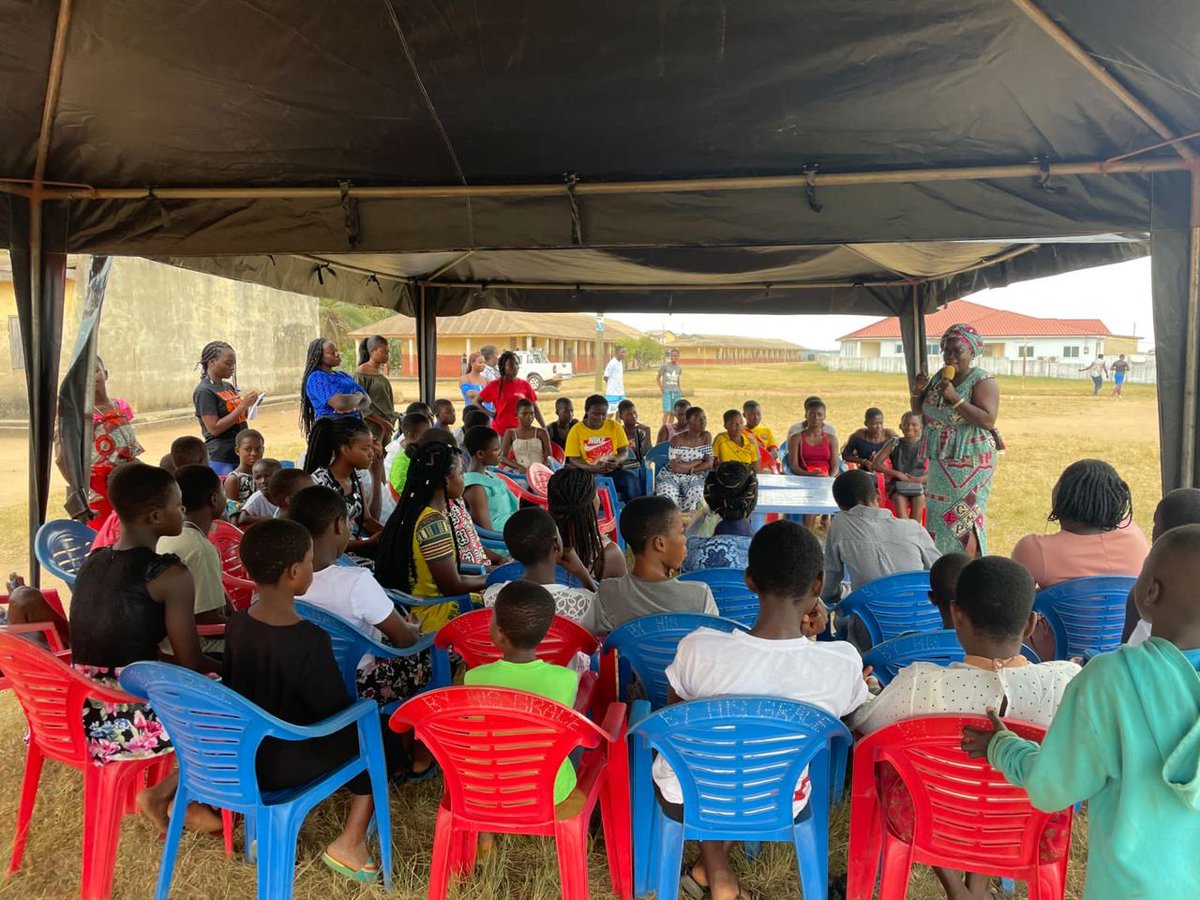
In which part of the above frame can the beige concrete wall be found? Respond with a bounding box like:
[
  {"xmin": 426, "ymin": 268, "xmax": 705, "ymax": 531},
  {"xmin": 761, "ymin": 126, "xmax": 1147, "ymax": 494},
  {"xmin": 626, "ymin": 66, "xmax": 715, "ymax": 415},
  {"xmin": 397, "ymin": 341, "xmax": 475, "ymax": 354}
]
[{"xmin": 1, "ymin": 256, "xmax": 319, "ymax": 418}]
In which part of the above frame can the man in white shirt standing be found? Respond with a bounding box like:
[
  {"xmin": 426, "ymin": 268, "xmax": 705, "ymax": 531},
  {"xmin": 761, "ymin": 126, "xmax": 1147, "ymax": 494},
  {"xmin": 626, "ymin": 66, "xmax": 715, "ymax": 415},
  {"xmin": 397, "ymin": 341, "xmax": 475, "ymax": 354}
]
[
  {"xmin": 654, "ymin": 520, "xmax": 869, "ymax": 900},
  {"xmin": 603, "ymin": 345, "xmax": 626, "ymax": 417}
]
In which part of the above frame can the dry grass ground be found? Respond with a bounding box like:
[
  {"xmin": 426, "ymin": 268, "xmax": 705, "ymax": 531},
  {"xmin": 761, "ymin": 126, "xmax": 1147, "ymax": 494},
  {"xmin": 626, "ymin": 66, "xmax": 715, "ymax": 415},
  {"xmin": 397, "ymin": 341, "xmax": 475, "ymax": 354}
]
[{"xmin": 0, "ymin": 362, "xmax": 1154, "ymax": 898}]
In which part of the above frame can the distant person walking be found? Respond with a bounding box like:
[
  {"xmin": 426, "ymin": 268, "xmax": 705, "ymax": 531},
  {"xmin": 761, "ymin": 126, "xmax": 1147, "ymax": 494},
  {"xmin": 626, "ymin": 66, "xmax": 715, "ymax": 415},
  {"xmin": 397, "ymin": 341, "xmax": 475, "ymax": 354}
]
[
  {"xmin": 300, "ymin": 338, "xmax": 370, "ymax": 438},
  {"xmin": 353, "ymin": 335, "xmax": 398, "ymax": 443},
  {"xmin": 604, "ymin": 345, "xmax": 627, "ymax": 413},
  {"xmin": 1111, "ymin": 353, "xmax": 1131, "ymax": 398},
  {"xmin": 193, "ymin": 340, "xmax": 258, "ymax": 476},
  {"xmin": 479, "ymin": 345, "xmax": 500, "ymax": 383},
  {"xmin": 657, "ymin": 348, "xmax": 684, "ymax": 428},
  {"xmin": 1080, "ymin": 354, "xmax": 1108, "ymax": 397}
]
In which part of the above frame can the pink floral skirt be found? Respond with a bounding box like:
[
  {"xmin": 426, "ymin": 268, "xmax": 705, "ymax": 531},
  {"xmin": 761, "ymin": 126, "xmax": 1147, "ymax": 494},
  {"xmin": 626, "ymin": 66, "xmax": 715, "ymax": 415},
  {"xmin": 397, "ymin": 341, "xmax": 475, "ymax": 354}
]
[{"xmin": 74, "ymin": 664, "xmax": 173, "ymax": 765}]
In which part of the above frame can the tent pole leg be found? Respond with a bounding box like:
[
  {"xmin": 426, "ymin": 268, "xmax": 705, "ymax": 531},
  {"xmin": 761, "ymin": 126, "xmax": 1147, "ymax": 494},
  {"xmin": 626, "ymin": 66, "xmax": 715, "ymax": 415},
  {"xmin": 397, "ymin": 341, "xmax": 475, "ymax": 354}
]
[
  {"xmin": 1181, "ymin": 171, "xmax": 1200, "ymax": 488},
  {"xmin": 416, "ymin": 283, "xmax": 437, "ymax": 404}
]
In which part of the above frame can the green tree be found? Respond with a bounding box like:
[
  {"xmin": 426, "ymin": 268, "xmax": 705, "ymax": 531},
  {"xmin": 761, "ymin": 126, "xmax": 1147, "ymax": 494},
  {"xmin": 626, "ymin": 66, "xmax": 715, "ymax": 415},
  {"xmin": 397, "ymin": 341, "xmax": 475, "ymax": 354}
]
[{"xmin": 625, "ymin": 336, "xmax": 668, "ymax": 371}]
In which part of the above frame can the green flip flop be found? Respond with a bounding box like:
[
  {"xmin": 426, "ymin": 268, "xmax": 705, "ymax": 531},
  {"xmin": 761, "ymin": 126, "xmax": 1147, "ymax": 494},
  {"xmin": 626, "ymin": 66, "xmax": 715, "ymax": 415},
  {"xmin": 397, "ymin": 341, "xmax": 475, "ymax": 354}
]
[{"xmin": 321, "ymin": 851, "xmax": 380, "ymax": 883}]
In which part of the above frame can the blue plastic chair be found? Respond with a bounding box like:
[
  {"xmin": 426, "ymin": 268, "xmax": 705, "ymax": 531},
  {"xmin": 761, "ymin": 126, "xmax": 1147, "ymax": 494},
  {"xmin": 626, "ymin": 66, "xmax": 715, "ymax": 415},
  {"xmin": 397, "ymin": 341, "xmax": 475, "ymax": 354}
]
[
  {"xmin": 484, "ymin": 560, "xmax": 583, "ymax": 588},
  {"xmin": 472, "ymin": 525, "xmax": 509, "ymax": 554},
  {"xmin": 679, "ymin": 567, "xmax": 747, "ymax": 588},
  {"xmin": 861, "ymin": 629, "xmax": 1042, "ymax": 687},
  {"xmin": 601, "ymin": 613, "xmax": 745, "ymax": 710},
  {"xmin": 1033, "ymin": 575, "xmax": 1137, "ymax": 661},
  {"xmin": 33, "ymin": 519, "xmax": 94, "ymax": 587},
  {"xmin": 645, "ymin": 441, "xmax": 670, "ymax": 471},
  {"xmin": 710, "ymin": 592, "xmax": 760, "ymax": 628},
  {"xmin": 380, "ymin": 587, "xmax": 475, "ymax": 621},
  {"xmin": 834, "ymin": 570, "xmax": 938, "ymax": 647},
  {"xmin": 295, "ymin": 601, "xmax": 450, "ymax": 713},
  {"xmin": 118, "ymin": 662, "xmax": 394, "ymax": 900},
  {"xmin": 629, "ymin": 697, "xmax": 852, "ymax": 900}
]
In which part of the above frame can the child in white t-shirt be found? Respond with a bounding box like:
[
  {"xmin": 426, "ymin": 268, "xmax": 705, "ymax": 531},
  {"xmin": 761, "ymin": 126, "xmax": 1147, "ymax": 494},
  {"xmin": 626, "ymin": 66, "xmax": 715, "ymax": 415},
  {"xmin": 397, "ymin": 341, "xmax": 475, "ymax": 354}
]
[
  {"xmin": 287, "ymin": 484, "xmax": 434, "ymax": 720},
  {"xmin": 654, "ymin": 519, "xmax": 869, "ymax": 900},
  {"xmin": 482, "ymin": 507, "xmax": 597, "ymax": 633}
]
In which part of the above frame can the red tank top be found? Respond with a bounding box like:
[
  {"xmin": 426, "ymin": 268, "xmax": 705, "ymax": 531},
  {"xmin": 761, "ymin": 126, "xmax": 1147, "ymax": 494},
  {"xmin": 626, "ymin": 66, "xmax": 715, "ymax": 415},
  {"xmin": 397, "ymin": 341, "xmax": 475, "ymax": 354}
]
[{"xmin": 798, "ymin": 433, "xmax": 833, "ymax": 475}]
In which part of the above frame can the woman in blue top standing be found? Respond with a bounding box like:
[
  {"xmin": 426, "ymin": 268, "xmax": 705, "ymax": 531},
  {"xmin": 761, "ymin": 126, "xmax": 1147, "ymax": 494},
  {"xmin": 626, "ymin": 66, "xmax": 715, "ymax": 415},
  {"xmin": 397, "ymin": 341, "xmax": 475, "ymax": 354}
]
[{"xmin": 301, "ymin": 338, "xmax": 371, "ymax": 437}]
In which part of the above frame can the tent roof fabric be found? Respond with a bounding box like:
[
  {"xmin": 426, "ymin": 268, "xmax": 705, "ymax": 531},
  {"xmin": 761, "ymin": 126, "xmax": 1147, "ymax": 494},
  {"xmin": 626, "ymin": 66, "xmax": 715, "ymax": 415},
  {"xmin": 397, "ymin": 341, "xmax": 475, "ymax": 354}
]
[
  {"xmin": 840, "ymin": 299, "xmax": 1116, "ymax": 340},
  {"xmin": 348, "ymin": 309, "xmax": 643, "ymax": 341},
  {"xmin": 2, "ymin": 0, "xmax": 1195, "ymax": 317}
]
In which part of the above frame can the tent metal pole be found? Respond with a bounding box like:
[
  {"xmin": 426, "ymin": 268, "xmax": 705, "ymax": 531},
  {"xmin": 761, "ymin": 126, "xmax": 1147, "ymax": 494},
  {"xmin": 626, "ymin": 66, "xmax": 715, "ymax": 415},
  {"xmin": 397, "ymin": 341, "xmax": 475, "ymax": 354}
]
[
  {"xmin": 417, "ymin": 279, "xmax": 903, "ymax": 292},
  {"xmin": 911, "ymin": 283, "xmax": 924, "ymax": 384},
  {"xmin": 1181, "ymin": 170, "xmax": 1200, "ymax": 487},
  {"xmin": 1, "ymin": 157, "xmax": 1183, "ymax": 204},
  {"xmin": 1009, "ymin": 0, "xmax": 1196, "ymax": 163},
  {"xmin": 415, "ymin": 283, "xmax": 438, "ymax": 403}
]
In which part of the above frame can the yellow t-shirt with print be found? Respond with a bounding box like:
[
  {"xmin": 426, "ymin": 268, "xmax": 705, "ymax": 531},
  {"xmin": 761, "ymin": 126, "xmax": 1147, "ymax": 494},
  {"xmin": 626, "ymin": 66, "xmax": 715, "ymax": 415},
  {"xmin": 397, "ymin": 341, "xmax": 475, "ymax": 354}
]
[
  {"xmin": 751, "ymin": 425, "xmax": 779, "ymax": 451},
  {"xmin": 712, "ymin": 433, "xmax": 759, "ymax": 465},
  {"xmin": 564, "ymin": 419, "xmax": 628, "ymax": 464}
]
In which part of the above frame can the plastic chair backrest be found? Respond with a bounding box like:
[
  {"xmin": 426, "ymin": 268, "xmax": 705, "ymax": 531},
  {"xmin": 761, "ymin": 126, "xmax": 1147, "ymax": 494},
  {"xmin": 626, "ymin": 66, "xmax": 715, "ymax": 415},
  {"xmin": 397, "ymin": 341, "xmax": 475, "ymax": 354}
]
[
  {"xmin": 295, "ymin": 600, "xmax": 396, "ymax": 697},
  {"xmin": 602, "ymin": 613, "xmax": 746, "ymax": 709},
  {"xmin": 484, "ymin": 561, "xmax": 582, "ymax": 588},
  {"xmin": 526, "ymin": 463, "xmax": 554, "ymax": 497},
  {"xmin": 630, "ymin": 697, "xmax": 851, "ymax": 836},
  {"xmin": 390, "ymin": 686, "xmax": 607, "ymax": 828},
  {"xmin": 493, "ymin": 470, "xmax": 548, "ymax": 507},
  {"xmin": 711, "ymin": 593, "xmax": 760, "ymax": 628},
  {"xmin": 0, "ymin": 631, "xmax": 123, "ymax": 768},
  {"xmin": 836, "ymin": 570, "xmax": 938, "ymax": 647},
  {"xmin": 861, "ymin": 630, "xmax": 1041, "ymax": 686},
  {"xmin": 679, "ymin": 568, "xmax": 747, "ymax": 588},
  {"xmin": 206, "ymin": 519, "xmax": 256, "ymax": 610},
  {"xmin": 118, "ymin": 662, "xmax": 279, "ymax": 809},
  {"xmin": 1032, "ymin": 575, "xmax": 1137, "ymax": 660},
  {"xmin": 855, "ymin": 715, "xmax": 1064, "ymax": 868},
  {"xmin": 646, "ymin": 442, "xmax": 671, "ymax": 470},
  {"xmin": 434, "ymin": 608, "xmax": 598, "ymax": 668},
  {"xmin": 34, "ymin": 519, "xmax": 94, "ymax": 586},
  {"xmin": 550, "ymin": 443, "xmax": 566, "ymax": 463}
]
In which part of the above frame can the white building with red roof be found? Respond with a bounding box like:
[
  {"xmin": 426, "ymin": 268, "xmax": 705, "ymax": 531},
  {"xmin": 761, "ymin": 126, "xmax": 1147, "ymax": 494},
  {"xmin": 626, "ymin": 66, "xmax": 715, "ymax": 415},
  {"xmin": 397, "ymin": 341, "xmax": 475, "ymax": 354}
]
[{"xmin": 837, "ymin": 299, "xmax": 1139, "ymax": 364}]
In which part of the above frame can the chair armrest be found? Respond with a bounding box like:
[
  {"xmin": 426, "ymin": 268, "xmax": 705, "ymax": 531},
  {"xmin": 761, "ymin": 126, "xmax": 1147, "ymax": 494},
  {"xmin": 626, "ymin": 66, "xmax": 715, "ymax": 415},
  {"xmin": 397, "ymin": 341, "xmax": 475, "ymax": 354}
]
[
  {"xmin": 629, "ymin": 698, "xmax": 652, "ymax": 727},
  {"xmin": 596, "ymin": 701, "xmax": 628, "ymax": 743},
  {"xmin": 475, "ymin": 526, "xmax": 504, "ymax": 542},
  {"xmin": 268, "ymin": 698, "xmax": 377, "ymax": 741},
  {"xmin": 375, "ymin": 630, "xmax": 437, "ymax": 659},
  {"xmin": 393, "ymin": 592, "xmax": 475, "ymax": 616},
  {"xmin": 196, "ymin": 624, "xmax": 226, "ymax": 637},
  {"xmin": 0, "ymin": 622, "xmax": 67, "ymax": 653},
  {"xmin": 88, "ymin": 677, "xmax": 153, "ymax": 707},
  {"xmin": 458, "ymin": 564, "xmax": 486, "ymax": 577}
]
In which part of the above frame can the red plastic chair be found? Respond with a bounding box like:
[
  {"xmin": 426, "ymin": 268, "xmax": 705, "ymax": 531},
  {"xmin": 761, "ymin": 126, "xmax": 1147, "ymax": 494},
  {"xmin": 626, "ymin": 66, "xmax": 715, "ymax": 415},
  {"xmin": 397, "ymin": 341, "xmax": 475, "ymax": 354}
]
[
  {"xmin": 207, "ymin": 520, "xmax": 255, "ymax": 611},
  {"xmin": 390, "ymin": 686, "xmax": 632, "ymax": 900},
  {"xmin": 493, "ymin": 470, "xmax": 549, "ymax": 508},
  {"xmin": 0, "ymin": 632, "xmax": 177, "ymax": 899},
  {"xmin": 550, "ymin": 443, "xmax": 566, "ymax": 463},
  {"xmin": 847, "ymin": 715, "xmax": 1072, "ymax": 900}
]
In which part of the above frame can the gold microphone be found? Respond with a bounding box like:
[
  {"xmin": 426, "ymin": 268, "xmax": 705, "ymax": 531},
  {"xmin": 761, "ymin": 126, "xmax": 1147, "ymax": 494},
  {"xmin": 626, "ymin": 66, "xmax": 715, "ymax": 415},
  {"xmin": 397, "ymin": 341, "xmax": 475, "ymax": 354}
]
[{"xmin": 940, "ymin": 365, "xmax": 956, "ymax": 381}]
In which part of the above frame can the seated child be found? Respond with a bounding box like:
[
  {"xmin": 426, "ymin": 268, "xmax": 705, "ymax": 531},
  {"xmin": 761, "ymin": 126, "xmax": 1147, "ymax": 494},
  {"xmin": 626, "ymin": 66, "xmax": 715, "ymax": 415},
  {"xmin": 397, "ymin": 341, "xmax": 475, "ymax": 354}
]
[
  {"xmin": 711, "ymin": 408, "xmax": 761, "ymax": 471},
  {"xmin": 547, "ymin": 465, "xmax": 627, "ymax": 590},
  {"xmin": 464, "ymin": 580, "xmax": 580, "ymax": 805},
  {"xmin": 69, "ymin": 463, "xmax": 219, "ymax": 832},
  {"xmin": 928, "ymin": 552, "xmax": 971, "ymax": 629},
  {"xmin": 289, "ymin": 485, "xmax": 433, "ymax": 709},
  {"xmin": 433, "ymin": 398, "xmax": 457, "ymax": 432},
  {"xmin": 170, "ymin": 435, "xmax": 209, "ymax": 470},
  {"xmin": 223, "ymin": 428, "xmax": 265, "ymax": 504},
  {"xmin": 387, "ymin": 412, "xmax": 432, "ymax": 498},
  {"xmin": 742, "ymin": 400, "xmax": 778, "ymax": 456},
  {"xmin": 235, "ymin": 457, "xmax": 283, "ymax": 525},
  {"xmin": 482, "ymin": 508, "xmax": 597, "ymax": 632},
  {"xmin": 871, "ymin": 411, "xmax": 926, "ymax": 521},
  {"xmin": 656, "ymin": 520, "xmax": 869, "ymax": 900},
  {"xmin": 656, "ymin": 397, "xmax": 690, "ymax": 445},
  {"xmin": 499, "ymin": 398, "xmax": 553, "ymax": 473},
  {"xmin": 964, "ymin": 525, "xmax": 1200, "ymax": 900},
  {"xmin": 548, "ymin": 397, "xmax": 578, "ymax": 451},
  {"xmin": 265, "ymin": 468, "xmax": 314, "ymax": 518},
  {"xmin": 463, "ymin": 425, "xmax": 519, "ymax": 533},
  {"xmin": 595, "ymin": 495, "xmax": 717, "ymax": 633},
  {"xmin": 157, "ymin": 465, "xmax": 228, "ymax": 653},
  {"xmin": 224, "ymin": 519, "xmax": 401, "ymax": 882},
  {"xmin": 459, "ymin": 406, "xmax": 492, "ymax": 465}
]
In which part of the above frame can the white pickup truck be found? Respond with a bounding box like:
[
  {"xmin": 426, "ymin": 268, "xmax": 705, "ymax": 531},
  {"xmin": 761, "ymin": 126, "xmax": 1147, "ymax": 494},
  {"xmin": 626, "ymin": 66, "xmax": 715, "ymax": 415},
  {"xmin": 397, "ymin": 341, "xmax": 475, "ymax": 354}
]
[{"xmin": 514, "ymin": 349, "xmax": 572, "ymax": 391}]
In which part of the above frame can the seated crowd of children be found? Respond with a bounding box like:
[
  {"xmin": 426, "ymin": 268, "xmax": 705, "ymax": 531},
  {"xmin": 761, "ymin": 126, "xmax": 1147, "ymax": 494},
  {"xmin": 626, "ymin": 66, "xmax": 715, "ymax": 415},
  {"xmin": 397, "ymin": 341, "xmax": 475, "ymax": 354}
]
[{"xmin": 11, "ymin": 381, "xmax": 1200, "ymax": 900}]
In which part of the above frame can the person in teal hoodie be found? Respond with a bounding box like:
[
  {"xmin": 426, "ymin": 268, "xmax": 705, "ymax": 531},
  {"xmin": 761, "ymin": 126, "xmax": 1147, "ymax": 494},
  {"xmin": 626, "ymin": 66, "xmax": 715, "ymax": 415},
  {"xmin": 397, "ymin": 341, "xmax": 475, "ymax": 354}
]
[{"xmin": 963, "ymin": 524, "xmax": 1200, "ymax": 899}]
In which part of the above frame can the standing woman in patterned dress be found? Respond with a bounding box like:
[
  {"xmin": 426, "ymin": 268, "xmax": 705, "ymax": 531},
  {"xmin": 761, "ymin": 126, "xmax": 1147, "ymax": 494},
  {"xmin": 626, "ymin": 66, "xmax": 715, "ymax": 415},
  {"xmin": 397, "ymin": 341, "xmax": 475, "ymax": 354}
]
[{"xmin": 910, "ymin": 323, "xmax": 1001, "ymax": 556}]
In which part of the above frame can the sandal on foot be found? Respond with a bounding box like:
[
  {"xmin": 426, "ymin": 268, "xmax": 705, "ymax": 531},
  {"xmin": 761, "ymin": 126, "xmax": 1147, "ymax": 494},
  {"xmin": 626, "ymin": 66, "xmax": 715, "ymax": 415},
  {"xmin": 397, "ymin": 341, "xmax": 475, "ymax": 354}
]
[
  {"xmin": 321, "ymin": 852, "xmax": 380, "ymax": 883},
  {"xmin": 406, "ymin": 760, "xmax": 440, "ymax": 784},
  {"xmin": 680, "ymin": 865, "xmax": 709, "ymax": 899}
]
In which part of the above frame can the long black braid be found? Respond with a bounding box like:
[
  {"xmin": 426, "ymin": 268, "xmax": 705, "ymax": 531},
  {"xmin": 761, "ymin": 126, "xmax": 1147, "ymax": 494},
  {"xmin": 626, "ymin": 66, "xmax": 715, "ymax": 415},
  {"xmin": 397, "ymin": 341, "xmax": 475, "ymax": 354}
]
[
  {"xmin": 1048, "ymin": 459, "xmax": 1133, "ymax": 531},
  {"xmin": 302, "ymin": 416, "xmax": 369, "ymax": 475},
  {"xmin": 197, "ymin": 341, "xmax": 235, "ymax": 384},
  {"xmin": 547, "ymin": 467, "xmax": 606, "ymax": 579},
  {"xmin": 375, "ymin": 438, "xmax": 460, "ymax": 593},
  {"xmin": 299, "ymin": 337, "xmax": 327, "ymax": 438}
]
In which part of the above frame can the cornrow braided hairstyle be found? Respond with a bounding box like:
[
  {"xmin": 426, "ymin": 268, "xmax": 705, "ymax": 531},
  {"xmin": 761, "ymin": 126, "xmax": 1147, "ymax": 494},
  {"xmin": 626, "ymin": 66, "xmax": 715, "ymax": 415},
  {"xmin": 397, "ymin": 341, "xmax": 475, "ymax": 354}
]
[
  {"xmin": 299, "ymin": 337, "xmax": 327, "ymax": 437},
  {"xmin": 375, "ymin": 437, "xmax": 461, "ymax": 593},
  {"xmin": 302, "ymin": 416, "xmax": 369, "ymax": 475},
  {"xmin": 547, "ymin": 466, "xmax": 606, "ymax": 580},
  {"xmin": 197, "ymin": 341, "xmax": 234, "ymax": 383},
  {"xmin": 1048, "ymin": 458, "xmax": 1133, "ymax": 531}
]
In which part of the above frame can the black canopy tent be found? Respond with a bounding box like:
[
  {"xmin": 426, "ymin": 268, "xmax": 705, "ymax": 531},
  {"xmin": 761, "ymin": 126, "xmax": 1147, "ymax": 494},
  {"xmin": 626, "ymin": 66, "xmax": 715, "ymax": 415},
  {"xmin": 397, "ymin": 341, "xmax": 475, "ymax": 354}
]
[{"xmin": 2, "ymin": 0, "xmax": 1199, "ymax": 579}]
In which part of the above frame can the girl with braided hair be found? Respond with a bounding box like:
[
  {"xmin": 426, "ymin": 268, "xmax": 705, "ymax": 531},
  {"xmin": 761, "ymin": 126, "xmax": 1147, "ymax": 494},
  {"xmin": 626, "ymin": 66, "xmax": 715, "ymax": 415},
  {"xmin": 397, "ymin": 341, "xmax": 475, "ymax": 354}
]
[
  {"xmin": 192, "ymin": 340, "xmax": 258, "ymax": 474},
  {"xmin": 546, "ymin": 466, "xmax": 626, "ymax": 591},
  {"xmin": 300, "ymin": 338, "xmax": 370, "ymax": 438},
  {"xmin": 682, "ymin": 462, "xmax": 758, "ymax": 573},
  {"xmin": 375, "ymin": 436, "xmax": 486, "ymax": 631},
  {"xmin": 304, "ymin": 417, "xmax": 384, "ymax": 555},
  {"xmin": 477, "ymin": 349, "xmax": 546, "ymax": 434},
  {"xmin": 1012, "ymin": 459, "xmax": 1149, "ymax": 589}
]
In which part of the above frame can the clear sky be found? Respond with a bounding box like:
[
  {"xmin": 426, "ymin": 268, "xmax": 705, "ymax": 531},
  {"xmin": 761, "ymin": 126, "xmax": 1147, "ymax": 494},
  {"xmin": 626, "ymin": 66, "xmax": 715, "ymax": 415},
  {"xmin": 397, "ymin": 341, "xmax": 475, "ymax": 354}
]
[{"xmin": 613, "ymin": 257, "xmax": 1153, "ymax": 352}]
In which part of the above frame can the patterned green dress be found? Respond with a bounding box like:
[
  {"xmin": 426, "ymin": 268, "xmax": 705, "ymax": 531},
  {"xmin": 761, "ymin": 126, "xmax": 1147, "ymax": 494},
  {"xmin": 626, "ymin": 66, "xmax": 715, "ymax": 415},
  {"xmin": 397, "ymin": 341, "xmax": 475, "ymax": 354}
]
[{"xmin": 921, "ymin": 367, "xmax": 997, "ymax": 554}]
